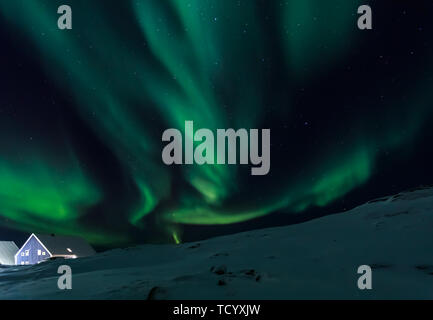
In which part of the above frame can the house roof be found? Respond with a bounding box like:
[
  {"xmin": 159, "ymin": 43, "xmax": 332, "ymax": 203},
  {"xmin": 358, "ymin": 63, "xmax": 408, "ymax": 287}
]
[
  {"xmin": 33, "ymin": 234, "xmax": 96, "ymax": 257},
  {"xmin": 0, "ymin": 241, "xmax": 18, "ymax": 265}
]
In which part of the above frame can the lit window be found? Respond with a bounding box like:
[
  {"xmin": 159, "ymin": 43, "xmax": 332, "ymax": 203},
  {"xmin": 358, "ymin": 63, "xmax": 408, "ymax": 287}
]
[
  {"xmin": 37, "ymin": 250, "xmax": 41, "ymax": 256},
  {"xmin": 21, "ymin": 261, "xmax": 24, "ymax": 265},
  {"xmin": 66, "ymin": 248, "xmax": 72, "ymax": 253},
  {"xmin": 25, "ymin": 261, "xmax": 29, "ymax": 265},
  {"xmin": 25, "ymin": 250, "xmax": 29, "ymax": 256},
  {"xmin": 42, "ymin": 252, "xmax": 46, "ymax": 256},
  {"xmin": 21, "ymin": 252, "xmax": 24, "ymax": 256}
]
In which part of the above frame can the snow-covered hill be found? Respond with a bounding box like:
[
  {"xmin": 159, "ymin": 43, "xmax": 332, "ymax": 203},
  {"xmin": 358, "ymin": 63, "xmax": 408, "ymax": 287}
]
[{"xmin": 1, "ymin": 187, "xmax": 433, "ymax": 299}]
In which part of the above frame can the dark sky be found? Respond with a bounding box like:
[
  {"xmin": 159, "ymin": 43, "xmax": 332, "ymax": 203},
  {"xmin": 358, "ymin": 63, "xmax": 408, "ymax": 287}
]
[{"xmin": 0, "ymin": 0, "xmax": 433, "ymax": 250}]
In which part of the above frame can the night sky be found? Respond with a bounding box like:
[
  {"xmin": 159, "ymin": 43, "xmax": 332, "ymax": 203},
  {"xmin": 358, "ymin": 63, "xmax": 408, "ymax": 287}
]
[{"xmin": 1, "ymin": 0, "xmax": 433, "ymax": 249}]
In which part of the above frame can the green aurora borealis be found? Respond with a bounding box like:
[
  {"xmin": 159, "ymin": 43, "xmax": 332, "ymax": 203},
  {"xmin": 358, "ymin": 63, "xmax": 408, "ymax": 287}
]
[{"xmin": 0, "ymin": 0, "xmax": 433, "ymax": 245}]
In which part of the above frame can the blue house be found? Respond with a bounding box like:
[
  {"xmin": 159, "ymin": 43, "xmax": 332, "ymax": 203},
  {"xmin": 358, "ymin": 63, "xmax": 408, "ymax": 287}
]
[{"xmin": 15, "ymin": 233, "xmax": 96, "ymax": 265}]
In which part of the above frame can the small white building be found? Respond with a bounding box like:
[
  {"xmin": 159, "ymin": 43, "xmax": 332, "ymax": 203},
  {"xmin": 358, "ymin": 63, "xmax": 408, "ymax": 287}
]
[
  {"xmin": 0, "ymin": 241, "xmax": 19, "ymax": 265},
  {"xmin": 15, "ymin": 233, "xmax": 95, "ymax": 265}
]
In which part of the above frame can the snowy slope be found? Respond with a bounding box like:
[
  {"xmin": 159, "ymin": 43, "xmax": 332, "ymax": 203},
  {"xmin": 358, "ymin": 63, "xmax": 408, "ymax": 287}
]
[{"xmin": 1, "ymin": 187, "xmax": 433, "ymax": 299}]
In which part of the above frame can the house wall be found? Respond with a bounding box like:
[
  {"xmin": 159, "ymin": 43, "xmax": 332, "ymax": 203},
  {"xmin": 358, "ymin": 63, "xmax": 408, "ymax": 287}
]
[{"xmin": 16, "ymin": 235, "xmax": 50, "ymax": 265}]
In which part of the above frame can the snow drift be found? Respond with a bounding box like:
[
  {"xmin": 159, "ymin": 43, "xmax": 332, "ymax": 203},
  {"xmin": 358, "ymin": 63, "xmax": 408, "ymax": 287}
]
[{"xmin": 1, "ymin": 187, "xmax": 433, "ymax": 299}]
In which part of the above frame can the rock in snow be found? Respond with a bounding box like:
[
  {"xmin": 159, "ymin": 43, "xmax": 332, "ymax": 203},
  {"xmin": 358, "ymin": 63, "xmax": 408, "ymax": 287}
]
[{"xmin": 1, "ymin": 187, "xmax": 433, "ymax": 299}]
